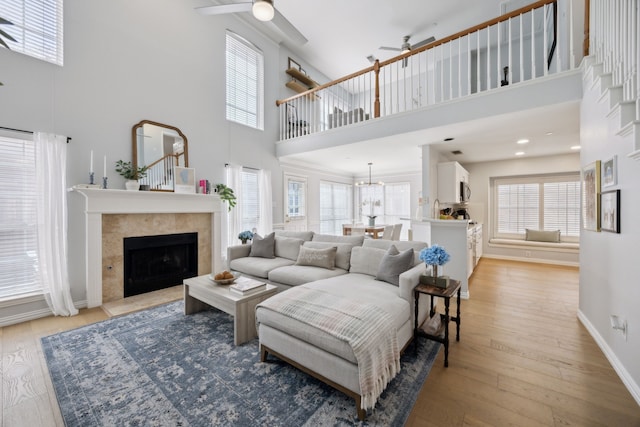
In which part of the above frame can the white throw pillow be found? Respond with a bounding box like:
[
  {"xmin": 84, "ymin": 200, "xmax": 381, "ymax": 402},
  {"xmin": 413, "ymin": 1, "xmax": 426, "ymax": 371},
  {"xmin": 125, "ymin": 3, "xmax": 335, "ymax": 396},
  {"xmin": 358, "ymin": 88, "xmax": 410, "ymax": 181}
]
[
  {"xmin": 349, "ymin": 246, "xmax": 387, "ymax": 276},
  {"xmin": 295, "ymin": 245, "xmax": 337, "ymax": 270}
]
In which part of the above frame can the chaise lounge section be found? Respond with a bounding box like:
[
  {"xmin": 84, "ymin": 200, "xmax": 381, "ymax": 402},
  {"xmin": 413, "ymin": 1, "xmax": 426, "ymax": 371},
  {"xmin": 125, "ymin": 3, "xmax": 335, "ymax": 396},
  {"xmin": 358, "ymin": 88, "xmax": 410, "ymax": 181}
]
[{"xmin": 228, "ymin": 232, "xmax": 430, "ymax": 419}]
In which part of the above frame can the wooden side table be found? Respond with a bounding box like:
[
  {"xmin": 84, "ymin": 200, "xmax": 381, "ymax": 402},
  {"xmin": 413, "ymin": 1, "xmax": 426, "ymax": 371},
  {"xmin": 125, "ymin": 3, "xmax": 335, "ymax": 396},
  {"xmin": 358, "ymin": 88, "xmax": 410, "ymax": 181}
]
[{"xmin": 414, "ymin": 278, "xmax": 462, "ymax": 367}]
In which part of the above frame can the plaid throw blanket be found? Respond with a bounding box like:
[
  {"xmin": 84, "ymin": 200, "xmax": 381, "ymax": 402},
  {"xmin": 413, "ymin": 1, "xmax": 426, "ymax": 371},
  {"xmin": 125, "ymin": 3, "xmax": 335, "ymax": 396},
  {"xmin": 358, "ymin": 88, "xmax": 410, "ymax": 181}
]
[{"xmin": 258, "ymin": 286, "xmax": 400, "ymax": 410}]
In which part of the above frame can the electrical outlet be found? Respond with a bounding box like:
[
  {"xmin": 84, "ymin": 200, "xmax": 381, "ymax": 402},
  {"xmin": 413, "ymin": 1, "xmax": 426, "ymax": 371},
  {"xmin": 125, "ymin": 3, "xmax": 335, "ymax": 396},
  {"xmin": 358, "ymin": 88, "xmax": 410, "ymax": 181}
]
[{"xmin": 525, "ymin": 251, "xmax": 531, "ymax": 257}]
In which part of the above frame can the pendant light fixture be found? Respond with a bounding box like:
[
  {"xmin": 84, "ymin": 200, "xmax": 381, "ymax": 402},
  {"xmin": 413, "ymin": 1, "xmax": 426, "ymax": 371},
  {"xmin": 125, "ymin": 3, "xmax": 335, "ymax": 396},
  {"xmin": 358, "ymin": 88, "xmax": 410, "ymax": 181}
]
[
  {"xmin": 356, "ymin": 162, "xmax": 384, "ymax": 186},
  {"xmin": 252, "ymin": 0, "xmax": 275, "ymax": 21}
]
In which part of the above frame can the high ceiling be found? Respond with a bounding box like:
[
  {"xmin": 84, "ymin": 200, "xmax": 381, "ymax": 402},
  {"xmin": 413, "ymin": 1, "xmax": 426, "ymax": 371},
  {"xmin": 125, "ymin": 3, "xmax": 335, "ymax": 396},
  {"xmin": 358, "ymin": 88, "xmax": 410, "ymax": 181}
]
[{"xmin": 199, "ymin": 0, "xmax": 581, "ymax": 175}]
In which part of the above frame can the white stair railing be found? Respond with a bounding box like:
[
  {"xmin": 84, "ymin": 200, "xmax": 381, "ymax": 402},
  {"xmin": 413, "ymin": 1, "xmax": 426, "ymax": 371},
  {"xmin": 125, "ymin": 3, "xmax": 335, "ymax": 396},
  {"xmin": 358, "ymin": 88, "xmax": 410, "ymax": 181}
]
[{"xmin": 277, "ymin": 0, "xmax": 577, "ymax": 141}]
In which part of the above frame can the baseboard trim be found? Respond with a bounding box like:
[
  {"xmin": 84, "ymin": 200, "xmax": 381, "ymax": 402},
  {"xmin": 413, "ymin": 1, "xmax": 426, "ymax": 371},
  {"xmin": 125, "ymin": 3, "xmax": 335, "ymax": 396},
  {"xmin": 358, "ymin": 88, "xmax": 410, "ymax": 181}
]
[
  {"xmin": 0, "ymin": 299, "xmax": 88, "ymax": 327},
  {"xmin": 482, "ymin": 254, "xmax": 579, "ymax": 267},
  {"xmin": 577, "ymin": 310, "xmax": 640, "ymax": 406}
]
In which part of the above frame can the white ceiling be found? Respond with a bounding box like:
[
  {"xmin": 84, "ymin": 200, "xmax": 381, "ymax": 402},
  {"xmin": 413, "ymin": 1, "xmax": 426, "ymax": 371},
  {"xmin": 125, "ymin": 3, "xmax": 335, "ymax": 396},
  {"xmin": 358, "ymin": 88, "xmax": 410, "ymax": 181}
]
[{"xmin": 200, "ymin": 1, "xmax": 581, "ymax": 176}]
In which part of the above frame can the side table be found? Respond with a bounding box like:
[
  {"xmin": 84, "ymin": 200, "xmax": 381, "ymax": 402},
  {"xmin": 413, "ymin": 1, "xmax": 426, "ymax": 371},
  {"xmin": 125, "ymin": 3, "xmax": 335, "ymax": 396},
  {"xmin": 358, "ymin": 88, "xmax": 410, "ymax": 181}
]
[{"xmin": 414, "ymin": 278, "xmax": 462, "ymax": 367}]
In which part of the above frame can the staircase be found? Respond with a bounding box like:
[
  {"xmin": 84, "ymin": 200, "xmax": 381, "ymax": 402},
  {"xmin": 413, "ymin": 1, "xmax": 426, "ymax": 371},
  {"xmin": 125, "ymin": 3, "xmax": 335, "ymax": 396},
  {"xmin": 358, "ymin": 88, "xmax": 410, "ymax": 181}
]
[{"xmin": 582, "ymin": 0, "xmax": 639, "ymax": 159}]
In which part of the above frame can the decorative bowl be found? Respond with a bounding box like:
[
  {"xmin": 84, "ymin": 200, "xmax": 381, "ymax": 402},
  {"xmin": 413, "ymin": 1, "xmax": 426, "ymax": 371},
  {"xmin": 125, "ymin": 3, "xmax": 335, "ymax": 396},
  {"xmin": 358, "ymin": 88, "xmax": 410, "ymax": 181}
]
[{"xmin": 208, "ymin": 272, "xmax": 239, "ymax": 285}]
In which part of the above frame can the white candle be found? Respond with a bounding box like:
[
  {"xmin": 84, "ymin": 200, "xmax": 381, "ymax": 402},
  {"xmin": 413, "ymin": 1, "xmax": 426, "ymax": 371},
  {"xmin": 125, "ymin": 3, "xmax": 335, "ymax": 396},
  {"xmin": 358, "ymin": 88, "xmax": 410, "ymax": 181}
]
[
  {"xmin": 90, "ymin": 150, "xmax": 94, "ymax": 173},
  {"xmin": 103, "ymin": 155, "xmax": 107, "ymax": 177}
]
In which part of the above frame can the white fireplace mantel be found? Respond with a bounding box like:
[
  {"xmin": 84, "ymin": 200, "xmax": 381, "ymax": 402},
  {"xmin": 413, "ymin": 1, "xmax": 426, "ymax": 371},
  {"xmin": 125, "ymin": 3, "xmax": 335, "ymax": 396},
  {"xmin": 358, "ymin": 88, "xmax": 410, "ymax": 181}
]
[{"xmin": 73, "ymin": 188, "xmax": 223, "ymax": 308}]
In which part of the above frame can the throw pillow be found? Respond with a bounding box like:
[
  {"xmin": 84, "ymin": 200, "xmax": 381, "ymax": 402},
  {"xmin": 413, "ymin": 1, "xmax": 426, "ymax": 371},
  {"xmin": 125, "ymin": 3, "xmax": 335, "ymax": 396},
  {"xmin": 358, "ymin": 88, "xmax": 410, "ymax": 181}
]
[
  {"xmin": 249, "ymin": 232, "xmax": 275, "ymax": 258},
  {"xmin": 295, "ymin": 245, "xmax": 337, "ymax": 270},
  {"xmin": 525, "ymin": 229, "xmax": 560, "ymax": 243},
  {"xmin": 303, "ymin": 241, "xmax": 354, "ymax": 270},
  {"xmin": 275, "ymin": 236, "xmax": 304, "ymax": 261},
  {"xmin": 375, "ymin": 245, "xmax": 415, "ymax": 286},
  {"xmin": 349, "ymin": 246, "xmax": 387, "ymax": 275}
]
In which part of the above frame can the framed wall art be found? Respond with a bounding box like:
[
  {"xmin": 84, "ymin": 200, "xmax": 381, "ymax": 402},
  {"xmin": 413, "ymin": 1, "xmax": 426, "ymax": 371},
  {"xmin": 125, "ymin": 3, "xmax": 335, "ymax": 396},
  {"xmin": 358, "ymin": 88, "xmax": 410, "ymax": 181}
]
[
  {"xmin": 174, "ymin": 167, "xmax": 196, "ymax": 193},
  {"xmin": 602, "ymin": 155, "xmax": 617, "ymax": 188},
  {"xmin": 600, "ymin": 190, "xmax": 620, "ymax": 233},
  {"xmin": 581, "ymin": 161, "xmax": 600, "ymax": 231}
]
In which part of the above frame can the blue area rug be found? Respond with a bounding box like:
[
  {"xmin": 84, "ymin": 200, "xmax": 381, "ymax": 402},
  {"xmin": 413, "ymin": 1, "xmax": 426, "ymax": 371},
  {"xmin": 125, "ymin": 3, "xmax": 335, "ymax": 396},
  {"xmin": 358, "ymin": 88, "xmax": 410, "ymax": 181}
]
[{"xmin": 41, "ymin": 301, "xmax": 440, "ymax": 426}]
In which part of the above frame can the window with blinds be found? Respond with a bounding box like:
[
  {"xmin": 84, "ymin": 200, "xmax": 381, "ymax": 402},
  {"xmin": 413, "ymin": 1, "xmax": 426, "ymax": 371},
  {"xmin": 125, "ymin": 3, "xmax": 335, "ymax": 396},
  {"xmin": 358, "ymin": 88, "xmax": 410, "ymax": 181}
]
[
  {"xmin": 493, "ymin": 173, "xmax": 580, "ymax": 241},
  {"xmin": 241, "ymin": 168, "xmax": 260, "ymax": 232},
  {"xmin": 285, "ymin": 175, "xmax": 306, "ymax": 220},
  {"xmin": 225, "ymin": 31, "xmax": 264, "ymax": 130},
  {"xmin": 0, "ymin": 135, "xmax": 41, "ymax": 299},
  {"xmin": 1, "ymin": 0, "xmax": 64, "ymax": 66},
  {"xmin": 319, "ymin": 181, "xmax": 352, "ymax": 235},
  {"xmin": 357, "ymin": 182, "xmax": 410, "ymax": 225}
]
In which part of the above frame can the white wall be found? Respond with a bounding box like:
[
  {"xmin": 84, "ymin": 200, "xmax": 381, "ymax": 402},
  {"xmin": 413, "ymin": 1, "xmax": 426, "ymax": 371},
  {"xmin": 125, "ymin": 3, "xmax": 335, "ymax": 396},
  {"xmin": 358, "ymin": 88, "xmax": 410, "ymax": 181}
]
[
  {"xmin": 579, "ymin": 68, "xmax": 640, "ymax": 400},
  {"xmin": 0, "ymin": 0, "xmax": 303, "ymax": 316},
  {"xmin": 463, "ymin": 153, "xmax": 580, "ymax": 264}
]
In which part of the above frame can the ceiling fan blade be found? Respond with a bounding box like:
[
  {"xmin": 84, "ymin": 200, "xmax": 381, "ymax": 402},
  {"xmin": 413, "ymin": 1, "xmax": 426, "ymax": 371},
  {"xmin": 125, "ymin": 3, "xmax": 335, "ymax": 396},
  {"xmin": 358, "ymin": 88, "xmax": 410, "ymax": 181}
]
[
  {"xmin": 411, "ymin": 36, "xmax": 436, "ymax": 49},
  {"xmin": 271, "ymin": 9, "xmax": 308, "ymax": 44},
  {"xmin": 379, "ymin": 46, "xmax": 401, "ymax": 51},
  {"xmin": 195, "ymin": 3, "xmax": 252, "ymax": 16}
]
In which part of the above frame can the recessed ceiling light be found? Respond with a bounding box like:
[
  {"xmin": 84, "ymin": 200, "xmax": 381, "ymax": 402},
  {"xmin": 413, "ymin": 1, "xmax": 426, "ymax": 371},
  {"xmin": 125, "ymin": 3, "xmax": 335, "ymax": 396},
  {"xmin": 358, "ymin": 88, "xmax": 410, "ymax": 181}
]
[
  {"xmin": 545, "ymin": 132, "xmax": 553, "ymax": 136},
  {"xmin": 570, "ymin": 145, "xmax": 581, "ymax": 150},
  {"xmin": 515, "ymin": 151, "xmax": 525, "ymax": 156},
  {"xmin": 517, "ymin": 139, "xmax": 529, "ymax": 144},
  {"xmin": 444, "ymin": 137, "xmax": 454, "ymax": 142}
]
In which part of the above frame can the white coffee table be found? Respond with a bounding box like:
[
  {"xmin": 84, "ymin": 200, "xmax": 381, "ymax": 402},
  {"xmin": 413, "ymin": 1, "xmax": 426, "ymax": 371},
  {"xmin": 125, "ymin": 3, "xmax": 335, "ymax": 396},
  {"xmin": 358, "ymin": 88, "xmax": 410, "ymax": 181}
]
[{"xmin": 184, "ymin": 275, "xmax": 277, "ymax": 345}]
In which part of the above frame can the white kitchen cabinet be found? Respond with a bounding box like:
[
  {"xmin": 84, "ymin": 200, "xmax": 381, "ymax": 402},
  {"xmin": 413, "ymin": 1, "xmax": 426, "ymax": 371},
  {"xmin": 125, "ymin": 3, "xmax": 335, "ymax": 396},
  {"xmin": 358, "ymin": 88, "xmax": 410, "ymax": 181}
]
[
  {"xmin": 474, "ymin": 224, "xmax": 483, "ymax": 265},
  {"xmin": 437, "ymin": 161, "xmax": 470, "ymax": 203},
  {"xmin": 467, "ymin": 227, "xmax": 475, "ymax": 279}
]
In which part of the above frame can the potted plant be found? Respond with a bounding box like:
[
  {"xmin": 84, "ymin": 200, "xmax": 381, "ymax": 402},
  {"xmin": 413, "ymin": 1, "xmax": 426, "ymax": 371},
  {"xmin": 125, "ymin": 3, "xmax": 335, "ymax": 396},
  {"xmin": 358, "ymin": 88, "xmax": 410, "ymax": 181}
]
[
  {"xmin": 238, "ymin": 230, "xmax": 254, "ymax": 244},
  {"xmin": 115, "ymin": 160, "xmax": 149, "ymax": 191},
  {"xmin": 215, "ymin": 183, "xmax": 237, "ymax": 211},
  {"xmin": 419, "ymin": 244, "xmax": 451, "ymax": 287}
]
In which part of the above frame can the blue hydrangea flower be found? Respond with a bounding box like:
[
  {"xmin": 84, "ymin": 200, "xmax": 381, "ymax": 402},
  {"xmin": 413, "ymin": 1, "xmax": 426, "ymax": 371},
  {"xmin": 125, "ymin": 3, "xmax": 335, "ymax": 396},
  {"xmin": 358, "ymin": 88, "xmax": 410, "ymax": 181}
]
[
  {"xmin": 419, "ymin": 244, "xmax": 450, "ymax": 266},
  {"xmin": 238, "ymin": 230, "xmax": 254, "ymax": 241}
]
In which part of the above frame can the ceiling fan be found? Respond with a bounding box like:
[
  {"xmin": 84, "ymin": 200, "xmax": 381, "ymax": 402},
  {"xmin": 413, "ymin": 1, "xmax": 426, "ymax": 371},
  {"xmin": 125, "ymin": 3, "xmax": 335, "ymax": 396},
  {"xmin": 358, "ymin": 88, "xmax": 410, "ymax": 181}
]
[
  {"xmin": 379, "ymin": 35, "xmax": 436, "ymax": 54},
  {"xmin": 379, "ymin": 35, "xmax": 436, "ymax": 67},
  {"xmin": 195, "ymin": 0, "xmax": 308, "ymax": 45}
]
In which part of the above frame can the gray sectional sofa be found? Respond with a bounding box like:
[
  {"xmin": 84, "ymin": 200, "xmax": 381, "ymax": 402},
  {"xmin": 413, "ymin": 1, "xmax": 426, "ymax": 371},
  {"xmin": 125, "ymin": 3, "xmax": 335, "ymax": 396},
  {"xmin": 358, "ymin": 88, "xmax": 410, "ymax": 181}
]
[{"xmin": 227, "ymin": 230, "xmax": 431, "ymax": 420}]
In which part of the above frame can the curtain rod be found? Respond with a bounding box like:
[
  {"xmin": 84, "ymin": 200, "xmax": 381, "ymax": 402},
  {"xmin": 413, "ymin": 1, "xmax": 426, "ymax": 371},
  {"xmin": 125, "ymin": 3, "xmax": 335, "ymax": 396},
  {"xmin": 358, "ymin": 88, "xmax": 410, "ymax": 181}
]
[{"xmin": 0, "ymin": 126, "xmax": 72, "ymax": 143}]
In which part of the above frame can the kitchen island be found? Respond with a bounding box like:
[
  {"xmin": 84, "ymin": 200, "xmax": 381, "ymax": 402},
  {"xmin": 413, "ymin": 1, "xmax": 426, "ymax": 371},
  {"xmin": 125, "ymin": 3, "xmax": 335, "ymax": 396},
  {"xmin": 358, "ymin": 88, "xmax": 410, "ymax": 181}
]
[{"xmin": 410, "ymin": 218, "xmax": 481, "ymax": 299}]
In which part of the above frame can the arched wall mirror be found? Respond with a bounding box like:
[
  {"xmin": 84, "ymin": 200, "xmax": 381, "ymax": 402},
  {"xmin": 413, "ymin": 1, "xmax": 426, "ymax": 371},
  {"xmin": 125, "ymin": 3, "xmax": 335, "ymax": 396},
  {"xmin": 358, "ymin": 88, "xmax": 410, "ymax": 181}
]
[{"xmin": 132, "ymin": 120, "xmax": 188, "ymax": 191}]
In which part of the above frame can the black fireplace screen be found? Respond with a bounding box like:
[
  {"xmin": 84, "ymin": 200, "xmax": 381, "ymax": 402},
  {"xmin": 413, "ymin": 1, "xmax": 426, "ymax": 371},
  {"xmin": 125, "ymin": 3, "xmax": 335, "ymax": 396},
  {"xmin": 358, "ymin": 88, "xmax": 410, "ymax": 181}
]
[{"xmin": 123, "ymin": 232, "xmax": 198, "ymax": 297}]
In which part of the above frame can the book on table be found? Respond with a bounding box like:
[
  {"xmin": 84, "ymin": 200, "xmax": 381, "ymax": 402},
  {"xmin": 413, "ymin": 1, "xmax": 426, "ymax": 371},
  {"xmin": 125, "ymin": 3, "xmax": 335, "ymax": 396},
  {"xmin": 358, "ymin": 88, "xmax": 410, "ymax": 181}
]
[{"xmin": 229, "ymin": 277, "xmax": 267, "ymax": 296}]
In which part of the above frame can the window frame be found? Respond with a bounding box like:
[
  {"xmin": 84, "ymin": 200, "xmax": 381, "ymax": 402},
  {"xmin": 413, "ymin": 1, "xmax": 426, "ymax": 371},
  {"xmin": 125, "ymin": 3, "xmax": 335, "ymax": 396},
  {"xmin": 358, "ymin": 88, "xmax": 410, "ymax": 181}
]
[
  {"xmin": 240, "ymin": 167, "xmax": 260, "ymax": 232},
  {"xmin": 319, "ymin": 180, "xmax": 353, "ymax": 235},
  {"xmin": 284, "ymin": 173, "xmax": 307, "ymax": 222},
  {"xmin": 225, "ymin": 30, "xmax": 264, "ymax": 130},
  {"xmin": 1, "ymin": 0, "xmax": 64, "ymax": 66},
  {"xmin": 0, "ymin": 133, "xmax": 42, "ymax": 300},
  {"xmin": 491, "ymin": 173, "xmax": 580, "ymax": 243}
]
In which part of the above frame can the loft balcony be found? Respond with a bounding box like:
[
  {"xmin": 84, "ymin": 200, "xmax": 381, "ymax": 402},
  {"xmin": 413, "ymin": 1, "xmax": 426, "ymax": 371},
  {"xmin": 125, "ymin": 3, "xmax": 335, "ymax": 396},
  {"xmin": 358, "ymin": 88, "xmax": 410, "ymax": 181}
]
[{"xmin": 275, "ymin": 0, "xmax": 586, "ymax": 160}]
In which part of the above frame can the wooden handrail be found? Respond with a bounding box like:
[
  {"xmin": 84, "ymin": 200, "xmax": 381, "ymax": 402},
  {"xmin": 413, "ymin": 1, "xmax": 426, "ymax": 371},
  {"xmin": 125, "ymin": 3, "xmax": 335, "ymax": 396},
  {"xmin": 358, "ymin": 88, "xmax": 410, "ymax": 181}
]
[
  {"xmin": 276, "ymin": 0, "xmax": 558, "ymax": 107},
  {"xmin": 145, "ymin": 152, "xmax": 183, "ymax": 169}
]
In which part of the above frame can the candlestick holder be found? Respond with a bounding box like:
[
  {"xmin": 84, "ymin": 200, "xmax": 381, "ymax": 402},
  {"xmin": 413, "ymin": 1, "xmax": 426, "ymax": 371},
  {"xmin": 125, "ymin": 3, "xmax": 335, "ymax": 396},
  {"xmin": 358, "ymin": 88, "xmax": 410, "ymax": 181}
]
[
  {"xmin": 89, "ymin": 172, "xmax": 95, "ymax": 185},
  {"xmin": 102, "ymin": 176, "xmax": 108, "ymax": 189}
]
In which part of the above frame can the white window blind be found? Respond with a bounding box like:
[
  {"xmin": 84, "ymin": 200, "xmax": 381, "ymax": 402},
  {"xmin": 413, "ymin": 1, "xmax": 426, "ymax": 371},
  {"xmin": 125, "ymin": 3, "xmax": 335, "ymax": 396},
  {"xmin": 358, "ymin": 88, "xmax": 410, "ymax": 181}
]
[
  {"xmin": 493, "ymin": 173, "xmax": 580, "ymax": 241},
  {"xmin": 225, "ymin": 31, "xmax": 264, "ymax": 130},
  {"xmin": 241, "ymin": 168, "xmax": 260, "ymax": 232},
  {"xmin": 319, "ymin": 181, "xmax": 352, "ymax": 235},
  {"xmin": 1, "ymin": 0, "xmax": 64, "ymax": 66},
  {"xmin": 0, "ymin": 135, "xmax": 41, "ymax": 298}
]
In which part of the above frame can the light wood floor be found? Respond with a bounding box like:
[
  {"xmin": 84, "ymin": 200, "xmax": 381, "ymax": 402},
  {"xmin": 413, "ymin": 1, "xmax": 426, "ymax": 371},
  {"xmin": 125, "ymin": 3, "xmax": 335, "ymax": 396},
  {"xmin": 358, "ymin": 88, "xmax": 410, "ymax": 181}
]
[
  {"xmin": 1, "ymin": 260, "xmax": 639, "ymax": 426},
  {"xmin": 406, "ymin": 258, "xmax": 640, "ymax": 426}
]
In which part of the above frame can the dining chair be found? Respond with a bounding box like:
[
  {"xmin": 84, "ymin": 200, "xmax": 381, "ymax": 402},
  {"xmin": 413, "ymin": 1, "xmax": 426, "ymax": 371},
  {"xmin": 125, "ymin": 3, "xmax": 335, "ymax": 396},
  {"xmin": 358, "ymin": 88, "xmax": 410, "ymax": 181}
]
[
  {"xmin": 380, "ymin": 225, "xmax": 394, "ymax": 240},
  {"xmin": 342, "ymin": 224, "xmax": 353, "ymax": 235},
  {"xmin": 391, "ymin": 223, "xmax": 402, "ymax": 240}
]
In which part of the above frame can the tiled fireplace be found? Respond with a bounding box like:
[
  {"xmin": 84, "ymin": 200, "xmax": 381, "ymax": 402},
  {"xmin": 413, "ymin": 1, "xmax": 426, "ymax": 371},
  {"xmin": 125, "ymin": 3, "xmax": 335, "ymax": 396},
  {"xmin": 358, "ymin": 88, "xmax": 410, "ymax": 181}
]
[{"xmin": 74, "ymin": 188, "xmax": 222, "ymax": 307}]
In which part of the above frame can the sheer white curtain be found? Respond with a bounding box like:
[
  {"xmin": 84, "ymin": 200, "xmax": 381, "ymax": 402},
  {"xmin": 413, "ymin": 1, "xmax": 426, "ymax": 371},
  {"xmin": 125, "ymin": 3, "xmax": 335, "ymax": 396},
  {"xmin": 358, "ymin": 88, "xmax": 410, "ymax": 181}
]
[
  {"xmin": 34, "ymin": 132, "xmax": 78, "ymax": 316},
  {"xmin": 224, "ymin": 164, "xmax": 243, "ymax": 257},
  {"xmin": 258, "ymin": 169, "xmax": 272, "ymax": 235}
]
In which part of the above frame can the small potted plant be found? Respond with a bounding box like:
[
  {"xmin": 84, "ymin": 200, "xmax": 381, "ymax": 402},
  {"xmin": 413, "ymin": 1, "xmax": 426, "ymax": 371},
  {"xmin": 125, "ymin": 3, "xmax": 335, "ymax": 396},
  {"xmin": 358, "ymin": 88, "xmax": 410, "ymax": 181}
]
[
  {"xmin": 215, "ymin": 183, "xmax": 237, "ymax": 211},
  {"xmin": 238, "ymin": 230, "xmax": 254, "ymax": 244},
  {"xmin": 419, "ymin": 244, "xmax": 450, "ymax": 286},
  {"xmin": 115, "ymin": 160, "xmax": 149, "ymax": 191}
]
